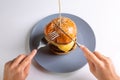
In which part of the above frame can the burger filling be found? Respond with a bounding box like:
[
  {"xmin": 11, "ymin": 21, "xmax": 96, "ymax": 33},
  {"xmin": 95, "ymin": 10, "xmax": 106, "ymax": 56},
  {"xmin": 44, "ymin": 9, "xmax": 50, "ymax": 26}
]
[
  {"xmin": 49, "ymin": 41, "xmax": 76, "ymax": 53},
  {"xmin": 51, "ymin": 41, "xmax": 75, "ymax": 52},
  {"xmin": 45, "ymin": 37, "xmax": 76, "ymax": 53}
]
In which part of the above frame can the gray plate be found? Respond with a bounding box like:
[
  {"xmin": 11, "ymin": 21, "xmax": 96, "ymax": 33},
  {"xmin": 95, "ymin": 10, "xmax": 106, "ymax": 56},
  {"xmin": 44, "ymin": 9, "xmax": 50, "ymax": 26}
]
[{"xmin": 29, "ymin": 13, "xmax": 96, "ymax": 73}]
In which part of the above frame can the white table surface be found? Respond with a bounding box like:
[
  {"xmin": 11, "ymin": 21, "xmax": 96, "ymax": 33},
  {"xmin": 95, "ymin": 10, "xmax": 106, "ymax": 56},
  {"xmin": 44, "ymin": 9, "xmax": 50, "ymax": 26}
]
[{"xmin": 0, "ymin": 0, "xmax": 120, "ymax": 80}]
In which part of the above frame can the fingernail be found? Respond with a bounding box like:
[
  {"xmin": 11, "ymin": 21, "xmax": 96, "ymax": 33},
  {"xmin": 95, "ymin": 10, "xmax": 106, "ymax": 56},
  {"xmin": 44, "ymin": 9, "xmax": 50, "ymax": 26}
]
[{"xmin": 33, "ymin": 49, "xmax": 37, "ymax": 54}]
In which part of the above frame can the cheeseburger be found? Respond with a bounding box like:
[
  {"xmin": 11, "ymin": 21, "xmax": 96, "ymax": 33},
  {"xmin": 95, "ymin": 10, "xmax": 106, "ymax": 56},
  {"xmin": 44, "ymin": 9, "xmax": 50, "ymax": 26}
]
[{"xmin": 44, "ymin": 17, "xmax": 77, "ymax": 55}]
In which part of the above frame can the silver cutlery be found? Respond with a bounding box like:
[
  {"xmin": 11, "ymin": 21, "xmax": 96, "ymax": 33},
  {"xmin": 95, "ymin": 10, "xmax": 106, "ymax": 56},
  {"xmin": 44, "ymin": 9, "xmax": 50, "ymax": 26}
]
[{"xmin": 37, "ymin": 31, "xmax": 59, "ymax": 49}]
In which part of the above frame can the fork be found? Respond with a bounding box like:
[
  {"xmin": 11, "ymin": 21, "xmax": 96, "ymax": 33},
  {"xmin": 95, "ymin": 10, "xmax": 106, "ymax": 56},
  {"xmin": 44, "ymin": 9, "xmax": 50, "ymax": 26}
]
[{"xmin": 37, "ymin": 31, "xmax": 59, "ymax": 49}]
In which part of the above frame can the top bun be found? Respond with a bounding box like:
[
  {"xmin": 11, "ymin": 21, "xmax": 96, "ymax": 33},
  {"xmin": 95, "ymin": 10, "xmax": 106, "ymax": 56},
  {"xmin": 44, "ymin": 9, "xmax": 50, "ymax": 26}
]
[{"xmin": 44, "ymin": 17, "xmax": 77, "ymax": 44}]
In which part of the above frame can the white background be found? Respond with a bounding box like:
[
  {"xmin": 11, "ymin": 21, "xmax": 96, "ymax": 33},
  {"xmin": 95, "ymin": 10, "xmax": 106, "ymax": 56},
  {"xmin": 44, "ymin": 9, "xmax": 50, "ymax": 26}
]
[{"xmin": 0, "ymin": 0, "xmax": 120, "ymax": 80}]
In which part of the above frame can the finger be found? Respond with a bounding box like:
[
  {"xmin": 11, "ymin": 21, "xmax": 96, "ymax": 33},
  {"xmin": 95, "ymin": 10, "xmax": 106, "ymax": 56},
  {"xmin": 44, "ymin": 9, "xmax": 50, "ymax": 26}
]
[
  {"xmin": 24, "ymin": 63, "xmax": 31, "ymax": 76},
  {"xmin": 80, "ymin": 45, "xmax": 100, "ymax": 63},
  {"xmin": 93, "ymin": 51, "xmax": 107, "ymax": 61},
  {"xmin": 27, "ymin": 49, "xmax": 37, "ymax": 61},
  {"xmin": 93, "ymin": 51, "xmax": 111, "ymax": 64},
  {"xmin": 12, "ymin": 54, "xmax": 26, "ymax": 66},
  {"xmin": 4, "ymin": 60, "xmax": 13, "ymax": 68},
  {"xmin": 87, "ymin": 58, "xmax": 96, "ymax": 73},
  {"xmin": 20, "ymin": 49, "xmax": 37, "ymax": 69}
]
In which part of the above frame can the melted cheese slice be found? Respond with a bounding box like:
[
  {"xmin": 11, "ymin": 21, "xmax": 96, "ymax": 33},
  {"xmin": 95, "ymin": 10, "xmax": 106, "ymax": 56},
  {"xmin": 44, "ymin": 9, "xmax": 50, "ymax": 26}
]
[
  {"xmin": 45, "ymin": 37, "xmax": 75, "ymax": 52},
  {"xmin": 51, "ymin": 41, "xmax": 74, "ymax": 52}
]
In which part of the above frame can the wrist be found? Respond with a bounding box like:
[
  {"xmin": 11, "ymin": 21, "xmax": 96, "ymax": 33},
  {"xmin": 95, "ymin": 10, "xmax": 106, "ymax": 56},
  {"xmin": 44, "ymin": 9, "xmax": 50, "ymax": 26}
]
[
  {"xmin": 108, "ymin": 75, "xmax": 120, "ymax": 80},
  {"xmin": 99, "ymin": 75, "xmax": 120, "ymax": 80}
]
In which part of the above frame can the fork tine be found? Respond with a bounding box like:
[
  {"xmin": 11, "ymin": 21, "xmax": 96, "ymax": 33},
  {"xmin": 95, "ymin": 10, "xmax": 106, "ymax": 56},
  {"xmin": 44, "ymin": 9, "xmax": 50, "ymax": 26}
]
[{"xmin": 48, "ymin": 31, "xmax": 59, "ymax": 40}]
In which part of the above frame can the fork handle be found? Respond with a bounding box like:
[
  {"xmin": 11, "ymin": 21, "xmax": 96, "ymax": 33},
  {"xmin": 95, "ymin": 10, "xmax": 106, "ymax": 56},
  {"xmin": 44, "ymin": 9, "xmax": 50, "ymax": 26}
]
[{"xmin": 76, "ymin": 41, "xmax": 81, "ymax": 47}]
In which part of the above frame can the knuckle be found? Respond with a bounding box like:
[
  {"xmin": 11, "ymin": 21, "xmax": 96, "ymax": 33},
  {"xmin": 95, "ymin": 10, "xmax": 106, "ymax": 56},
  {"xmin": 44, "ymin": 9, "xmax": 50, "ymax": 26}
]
[
  {"xmin": 5, "ymin": 62, "xmax": 9, "ymax": 66},
  {"xmin": 24, "ymin": 57, "xmax": 31, "ymax": 62},
  {"xmin": 96, "ymin": 61, "xmax": 105, "ymax": 69},
  {"xmin": 98, "ymin": 64, "xmax": 105, "ymax": 70},
  {"xmin": 24, "ymin": 59, "xmax": 29, "ymax": 64},
  {"xmin": 93, "ymin": 51, "xmax": 98, "ymax": 53},
  {"xmin": 18, "ymin": 54, "xmax": 26, "ymax": 58},
  {"xmin": 105, "ymin": 57, "xmax": 111, "ymax": 62},
  {"xmin": 102, "ymin": 57, "xmax": 112, "ymax": 66},
  {"xmin": 103, "ymin": 59, "xmax": 109, "ymax": 64},
  {"xmin": 16, "ymin": 67, "xmax": 21, "ymax": 73},
  {"xmin": 4, "ymin": 63, "xmax": 8, "ymax": 68},
  {"xmin": 4, "ymin": 61, "xmax": 12, "ymax": 68},
  {"xmin": 106, "ymin": 57, "xmax": 111, "ymax": 61},
  {"xmin": 9, "ymin": 64, "xmax": 15, "ymax": 70}
]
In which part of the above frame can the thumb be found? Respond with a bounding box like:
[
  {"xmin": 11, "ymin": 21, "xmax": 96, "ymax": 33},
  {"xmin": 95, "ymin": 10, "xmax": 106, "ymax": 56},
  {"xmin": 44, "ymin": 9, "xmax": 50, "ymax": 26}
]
[{"xmin": 29, "ymin": 49, "xmax": 37, "ymax": 60}]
